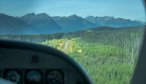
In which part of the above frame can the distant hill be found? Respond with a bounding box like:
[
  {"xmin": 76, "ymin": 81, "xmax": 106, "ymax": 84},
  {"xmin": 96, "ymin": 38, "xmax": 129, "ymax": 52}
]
[
  {"xmin": 0, "ymin": 13, "xmax": 37, "ymax": 34},
  {"xmin": 0, "ymin": 26, "xmax": 144, "ymax": 43},
  {"xmin": 20, "ymin": 13, "xmax": 62, "ymax": 33},
  {"xmin": 86, "ymin": 16, "xmax": 144, "ymax": 27},
  {"xmin": 52, "ymin": 14, "xmax": 97, "ymax": 32}
]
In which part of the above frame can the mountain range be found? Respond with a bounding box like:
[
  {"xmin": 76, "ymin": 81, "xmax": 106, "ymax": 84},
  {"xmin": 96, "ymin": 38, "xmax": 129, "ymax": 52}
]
[
  {"xmin": 0, "ymin": 13, "xmax": 37, "ymax": 34},
  {"xmin": 0, "ymin": 13, "xmax": 145, "ymax": 34},
  {"xmin": 86, "ymin": 16, "xmax": 144, "ymax": 27},
  {"xmin": 52, "ymin": 14, "xmax": 96, "ymax": 32},
  {"xmin": 20, "ymin": 13, "xmax": 62, "ymax": 33}
]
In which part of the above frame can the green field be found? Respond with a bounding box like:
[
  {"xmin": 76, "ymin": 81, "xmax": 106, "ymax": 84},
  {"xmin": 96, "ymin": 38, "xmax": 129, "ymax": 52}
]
[{"xmin": 0, "ymin": 26, "xmax": 144, "ymax": 84}]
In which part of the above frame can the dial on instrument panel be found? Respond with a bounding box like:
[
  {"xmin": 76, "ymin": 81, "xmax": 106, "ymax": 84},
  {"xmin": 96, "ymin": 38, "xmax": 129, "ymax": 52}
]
[
  {"xmin": 3, "ymin": 69, "xmax": 22, "ymax": 84},
  {"xmin": 25, "ymin": 70, "xmax": 42, "ymax": 84},
  {"xmin": 46, "ymin": 70, "xmax": 64, "ymax": 84}
]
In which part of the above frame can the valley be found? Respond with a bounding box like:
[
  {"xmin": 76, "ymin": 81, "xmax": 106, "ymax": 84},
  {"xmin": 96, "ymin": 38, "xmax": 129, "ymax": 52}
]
[{"xmin": 0, "ymin": 26, "xmax": 144, "ymax": 84}]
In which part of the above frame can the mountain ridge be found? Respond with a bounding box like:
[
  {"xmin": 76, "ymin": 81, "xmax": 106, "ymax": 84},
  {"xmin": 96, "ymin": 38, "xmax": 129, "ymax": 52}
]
[
  {"xmin": 52, "ymin": 14, "xmax": 97, "ymax": 32},
  {"xmin": 0, "ymin": 13, "xmax": 145, "ymax": 34},
  {"xmin": 85, "ymin": 16, "xmax": 144, "ymax": 27},
  {"xmin": 19, "ymin": 13, "xmax": 62, "ymax": 33},
  {"xmin": 0, "ymin": 13, "xmax": 38, "ymax": 34}
]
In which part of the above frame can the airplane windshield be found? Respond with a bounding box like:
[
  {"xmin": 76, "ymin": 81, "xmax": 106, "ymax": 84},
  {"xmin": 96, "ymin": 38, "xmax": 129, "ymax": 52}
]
[{"xmin": 0, "ymin": 0, "xmax": 145, "ymax": 84}]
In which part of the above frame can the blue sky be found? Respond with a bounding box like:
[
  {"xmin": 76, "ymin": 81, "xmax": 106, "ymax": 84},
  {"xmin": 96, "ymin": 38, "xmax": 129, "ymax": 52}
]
[{"xmin": 0, "ymin": 0, "xmax": 145, "ymax": 21}]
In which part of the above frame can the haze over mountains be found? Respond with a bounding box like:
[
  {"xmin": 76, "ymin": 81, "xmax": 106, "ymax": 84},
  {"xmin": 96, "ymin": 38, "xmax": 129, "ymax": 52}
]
[
  {"xmin": 0, "ymin": 13, "xmax": 37, "ymax": 34},
  {"xmin": 52, "ymin": 14, "xmax": 96, "ymax": 32},
  {"xmin": 86, "ymin": 16, "xmax": 144, "ymax": 27},
  {"xmin": 20, "ymin": 13, "xmax": 62, "ymax": 33},
  {"xmin": 0, "ymin": 13, "xmax": 145, "ymax": 34}
]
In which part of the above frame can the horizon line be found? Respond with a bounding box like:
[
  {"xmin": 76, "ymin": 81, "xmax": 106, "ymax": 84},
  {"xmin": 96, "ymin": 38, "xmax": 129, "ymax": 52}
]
[{"xmin": 0, "ymin": 12, "xmax": 145, "ymax": 22}]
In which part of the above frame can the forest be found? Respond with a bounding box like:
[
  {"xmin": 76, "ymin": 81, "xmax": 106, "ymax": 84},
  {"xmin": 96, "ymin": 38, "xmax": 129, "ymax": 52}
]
[{"xmin": 0, "ymin": 26, "xmax": 145, "ymax": 84}]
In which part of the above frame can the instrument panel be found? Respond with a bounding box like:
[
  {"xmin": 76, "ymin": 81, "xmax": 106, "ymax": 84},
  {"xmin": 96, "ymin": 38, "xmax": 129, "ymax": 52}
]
[
  {"xmin": 0, "ymin": 48, "xmax": 88, "ymax": 84},
  {"xmin": 3, "ymin": 69, "xmax": 64, "ymax": 84}
]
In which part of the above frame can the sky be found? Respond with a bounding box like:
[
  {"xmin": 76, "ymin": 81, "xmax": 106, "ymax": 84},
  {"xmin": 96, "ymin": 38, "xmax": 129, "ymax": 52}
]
[{"xmin": 0, "ymin": 0, "xmax": 145, "ymax": 21}]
